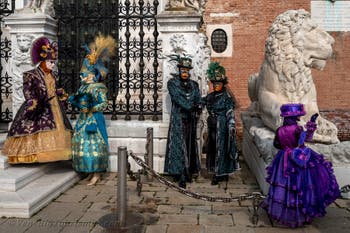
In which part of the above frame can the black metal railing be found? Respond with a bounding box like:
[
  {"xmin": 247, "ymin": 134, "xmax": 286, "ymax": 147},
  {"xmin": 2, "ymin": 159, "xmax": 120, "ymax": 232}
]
[
  {"xmin": 0, "ymin": 0, "xmax": 15, "ymax": 124},
  {"xmin": 54, "ymin": 0, "xmax": 162, "ymax": 121}
]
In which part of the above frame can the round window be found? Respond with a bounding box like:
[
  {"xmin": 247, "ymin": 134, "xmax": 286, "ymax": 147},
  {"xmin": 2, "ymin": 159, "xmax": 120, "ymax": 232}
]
[{"xmin": 211, "ymin": 29, "xmax": 227, "ymax": 53}]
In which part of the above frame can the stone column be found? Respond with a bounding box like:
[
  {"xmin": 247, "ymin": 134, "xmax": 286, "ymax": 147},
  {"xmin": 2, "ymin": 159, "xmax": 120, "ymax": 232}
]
[
  {"xmin": 157, "ymin": 10, "xmax": 210, "ymax": 122},
  {"xmin": 5, "ymin": 10, "xmax": 57, "ymax": 118},
  {"xmin": 1, "ymin": 9, "xmax": 57, "ymax": 170}
]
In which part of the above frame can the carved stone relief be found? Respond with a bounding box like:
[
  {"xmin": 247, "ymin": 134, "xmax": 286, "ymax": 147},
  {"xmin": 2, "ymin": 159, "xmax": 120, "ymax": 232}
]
[
  {"xmin": 166, "ymin": 0, "xmax": 206, "ymax": 13},
  {"xmin": 25, "ymin": 0, "xmax": 54, "ymax": 17},
  {"xmin": 12, "ymin": 34, "xmax": 35, "ymax": 115}
]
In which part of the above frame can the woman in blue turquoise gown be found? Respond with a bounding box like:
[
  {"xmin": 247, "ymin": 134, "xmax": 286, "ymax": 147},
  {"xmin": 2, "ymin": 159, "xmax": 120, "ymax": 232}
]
[{"xmin": 69, "ymin": 34, "xmax": 116, "ymax": 185}]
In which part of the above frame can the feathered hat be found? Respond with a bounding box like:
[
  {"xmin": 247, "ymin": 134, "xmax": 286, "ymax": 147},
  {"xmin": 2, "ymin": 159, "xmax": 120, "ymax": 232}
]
[
  {"xmin": 80, "ymin": 34, "xmax": 117, "ymax": 82},
  {"xmin": 280, "ymin": 103, "xmax": 306, "ymax": 117},
  {"xmin": 207, "ymin": 62, "xmax": 227, "ymax": 84},
  {"xmin": 169, "ymin": 54, "xmax": 193, "ymax": 69},
  {"xmin": 31, "ymin": 37, "xmax": 58, "ymax": 65}
]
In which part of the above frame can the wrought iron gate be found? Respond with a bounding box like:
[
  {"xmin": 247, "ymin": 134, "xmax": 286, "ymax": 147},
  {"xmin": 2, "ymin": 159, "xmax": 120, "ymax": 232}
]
[
  {"xmin": 0, "ymin": 0, "xmax": 15, "ymax": 124},
  {"xmin": 55, "ymin": 0, "xmax": 162, "ymax": 121}
]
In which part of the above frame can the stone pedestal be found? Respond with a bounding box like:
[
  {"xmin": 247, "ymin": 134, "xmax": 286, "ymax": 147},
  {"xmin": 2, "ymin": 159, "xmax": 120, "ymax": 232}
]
[
  {"xmin": 106, "ymin": 120, "xmax": 168, "ymax": 173},
  {"xmin": 242, "ymin": 112, "xmax": 350, "ymax": 199},
  {"xmin": 0, "ymin": 133, "xmax": 9, "ymax": 169},
  {"xmin": 5, "ymin": 11, "xmax": 57, "ymax": 117}
]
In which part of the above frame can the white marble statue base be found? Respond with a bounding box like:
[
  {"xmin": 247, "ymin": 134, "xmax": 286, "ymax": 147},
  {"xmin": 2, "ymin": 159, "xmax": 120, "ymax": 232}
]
[
  {"xmin": 106, "ymin": 120, "xmax": 168, "ymax": 173},
  {"xmin": 242, "ymin": 112, "xmax": 350, "ymax": 199}
]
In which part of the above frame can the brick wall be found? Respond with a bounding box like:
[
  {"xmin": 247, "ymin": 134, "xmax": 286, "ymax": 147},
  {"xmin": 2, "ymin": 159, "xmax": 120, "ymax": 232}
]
[{"xmin": 203, "ymin": 0, "xmax": 350, "ymax": 112}]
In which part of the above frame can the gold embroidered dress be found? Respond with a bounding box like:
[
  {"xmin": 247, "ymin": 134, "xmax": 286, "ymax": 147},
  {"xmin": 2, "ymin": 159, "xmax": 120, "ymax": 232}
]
[{"xmin": 2, "ymin": 70, "xmax": 72, "ymax": 163}]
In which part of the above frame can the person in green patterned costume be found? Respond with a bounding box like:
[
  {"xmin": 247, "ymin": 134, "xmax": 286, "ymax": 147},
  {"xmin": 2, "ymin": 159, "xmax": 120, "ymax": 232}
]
[
  {"xmin": 69, "ymin": 34, "xmax": 117, "ymax": 185},
  {"xmin": 164, "ymin": 55, "xmax": 202, "ymax": 189},
  {"xmin": 203, "ymin": 62, "xmax": 238, "ymax": 185}
]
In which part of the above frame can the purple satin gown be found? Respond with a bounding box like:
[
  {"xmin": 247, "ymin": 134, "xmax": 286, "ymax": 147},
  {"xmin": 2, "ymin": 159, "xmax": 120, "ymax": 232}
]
[{"xmin": 261, "ymin": 119, "xmax": 340, "ymax": 228}]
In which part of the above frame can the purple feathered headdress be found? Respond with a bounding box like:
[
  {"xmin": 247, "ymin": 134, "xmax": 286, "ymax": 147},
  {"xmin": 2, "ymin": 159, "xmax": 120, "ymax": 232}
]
[
  {"xmin": 31, "ymin": 36, "xmax": 58, "ymax": 65},
  {"xmin": 280, "ymin": 103, "xmax": 306, "ymax": 117}
]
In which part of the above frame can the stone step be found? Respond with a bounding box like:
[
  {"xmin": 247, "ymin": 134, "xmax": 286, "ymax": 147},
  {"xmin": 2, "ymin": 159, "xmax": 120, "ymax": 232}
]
[
  {"xmin": 0, "ymin": 132, "xmax": 8, "ymax": 169},
  {"xmin": 0, "ymin": 162, "xmax": 79, "ymax": 218},
  {"xmin": 0, "ymin": 163, "xmax": 51, "ymax": 192}
]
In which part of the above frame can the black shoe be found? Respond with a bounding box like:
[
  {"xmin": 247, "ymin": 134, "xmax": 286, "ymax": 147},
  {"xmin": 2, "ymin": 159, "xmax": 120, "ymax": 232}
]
[
  {"xmin": 179, "ymin": 180, "xmax": 186, "ymax": 189},
  {"xmin": 186, "ymin": 174, "xmax": 193, "ymax": 183},
  {"xmin": 211, "ymin": 176, "xmax": 219, "ymax": 185}
]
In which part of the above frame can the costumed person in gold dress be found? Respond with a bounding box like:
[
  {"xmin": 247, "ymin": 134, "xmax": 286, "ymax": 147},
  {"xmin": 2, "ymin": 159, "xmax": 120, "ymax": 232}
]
[
  {"xmin": 2, "ymin": 37, "xmax": 72, "ymax": 163},
  {"xmin": 69, "ymin": 34, "xmax": 116, "ymax": 185}
]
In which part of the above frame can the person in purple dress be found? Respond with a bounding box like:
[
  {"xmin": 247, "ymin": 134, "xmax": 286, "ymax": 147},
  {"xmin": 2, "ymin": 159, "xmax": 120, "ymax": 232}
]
[
  {"xmin": 261, "ymin": 103, "xmax": 340, "ymax": 228},
  {"xmin": 2, "ymin": 37, "xmax": 72, "ymax": 163}
]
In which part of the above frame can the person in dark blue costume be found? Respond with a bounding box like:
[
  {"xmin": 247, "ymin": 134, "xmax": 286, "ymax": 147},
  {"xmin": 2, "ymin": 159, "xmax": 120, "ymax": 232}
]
[
  {"xmin": 164, "ymin": 55, "xmax": 202, "ymax": 189},
  {"xmin": 203, "ymin": 62, "xmax": 238, "ymax": 185}
]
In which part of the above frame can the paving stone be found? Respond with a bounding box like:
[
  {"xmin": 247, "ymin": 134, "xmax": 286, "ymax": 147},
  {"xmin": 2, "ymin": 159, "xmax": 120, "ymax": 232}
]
[
  {"xmin": 188, "ymin": 187, "xmax": 232, "ymax": 194},
  {"xmin": 303, "ymin": 225, "xmax": 325, "ymax": 233},
  {"xmin": 88, "ymin": 202, "xmax": 114, "ymax": 212},
  {"xmin": 167, "ymin": 224, "xmax": 204, "ymax": 233},
  {"xmin": 54, "ymin": 193, "xmax": 86, "ymax": 203},
  {"xmin": 128, "ymin": 193, "xmax": 144, "ymax": 204},
  {"xmin": 212, "ymin": 203, "xmax": 241, "ymax": 214},
  {"xmin": 247, "ymin": 206, "xmax": 272, "ymax": 227},
  {"xmin": 79, "ymin": 210, "xmax": 113, "ymax": 223},
  {"xmin": 22, "ymin": 223, "xmax": 64, "ymax": 233},
  {"xmin": 140, "ymin": 191, "xmax": 156, "ymax": 199},
  {"xmin": 157, "ymin": 214, "xmax": 198, "ymax": 224},
  {"xmin": 182, "ymin": 205, "xmax": 212, "ymax": 214},
  {"xmin": 62, "ymin": 203, "xmax": 93, "ymax": 222},
  {"xmin": 199, "ymin": 214, "xmax": 233, "ymax": 226},
  {"xmin": 95, "ymin": 193, "xmax": 115, "ymax": 203},
  {"xmin": 145, "ymin": 224, "xmax": 168, "ymax": 233},
  {"xmin": 335, "ymin": 199, "xmax": 350, "ymax": 209},
  {"xmin": 103, "ymin": 180, "xmax": 117, "ymax": 186},
  {"xmin": 231, "ymin": 207, "xmax": 255, "ymax": 227},
  {"xmin": 0, "ymin": 218, "xmax": 7, "ymax": 225},
  {"xmin": 167, "ymin": 195, "xmax": 206, "ymax": 206},
  {"xmin": 98, "ymin": 186, "xmax": 117, "ymax": 194},
  {"xmin": 254, "ymin": 227, "xmax": 305, "ymax": 233},
  {"xmin": 30, "ymin": 203, "xmax": 72, "ymax": 221},
  {"xmin": 203, "ymin": 225, "xmax": 255, "ymax": 233},
  {"xmin": 59, "ymin": 224, "xmax": 95, "ymax": 233},
  {"xmin": 90, "ymin": 224, "xmax": 108, "ymax": 233},
  {"xmin": 157, "ymin": 205, "xmax": 182, "ymax": 214},
  {"xmin": 311, "ymin": 207, "xmax": 350, "ymax": 231},
  {"xmin": 155, "ymin": 190, "xmax": 178, "ymax": 198},
  {"xmin": 142, "ymin": 185, "xmax": 167, "ymax": 192},
  {"xmin": 0, "ymin": 219, "xmax": 31, "ymax": 233}
]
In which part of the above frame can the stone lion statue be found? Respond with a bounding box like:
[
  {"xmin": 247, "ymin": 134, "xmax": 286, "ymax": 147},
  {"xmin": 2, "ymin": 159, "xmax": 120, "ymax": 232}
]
[{"xmin": 248, "ymin": 9, "xmax": 339, "ymax": 144}]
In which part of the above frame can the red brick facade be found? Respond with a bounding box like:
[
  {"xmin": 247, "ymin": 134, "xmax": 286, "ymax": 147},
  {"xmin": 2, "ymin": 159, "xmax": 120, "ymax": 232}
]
[{"xmin": 203, "ymin": 1, "xmax": 350, "ymax": 138}]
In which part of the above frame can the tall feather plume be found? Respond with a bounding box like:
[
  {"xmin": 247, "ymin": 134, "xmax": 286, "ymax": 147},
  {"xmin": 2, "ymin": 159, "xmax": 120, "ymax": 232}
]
[{"xmin": 89, "ymin": 33, "xmax": 117, "ymax": 62}]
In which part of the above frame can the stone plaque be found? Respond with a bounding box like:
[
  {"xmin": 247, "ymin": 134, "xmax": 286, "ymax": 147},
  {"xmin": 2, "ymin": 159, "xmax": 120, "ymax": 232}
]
[{"xmin": 311, "ymin": 1, "xmax": 350, "ymax": 31}]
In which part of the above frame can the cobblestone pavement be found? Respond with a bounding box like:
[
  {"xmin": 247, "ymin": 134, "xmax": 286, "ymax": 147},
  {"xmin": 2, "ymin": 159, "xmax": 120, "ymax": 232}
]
[{"xmin": 1, "ymin": 158, "xmax": 350, "ymax": 233}]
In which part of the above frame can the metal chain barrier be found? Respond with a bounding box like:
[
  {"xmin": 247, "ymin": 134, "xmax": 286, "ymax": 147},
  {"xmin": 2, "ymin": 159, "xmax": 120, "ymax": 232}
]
[{"xmin": 127, "ymin": 151, "xmax": 266, "ymax": 225}]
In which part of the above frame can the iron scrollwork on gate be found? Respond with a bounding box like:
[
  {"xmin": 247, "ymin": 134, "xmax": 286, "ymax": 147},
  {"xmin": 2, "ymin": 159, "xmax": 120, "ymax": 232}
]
[
  {"xmin": 0, "ymin": 0, "xmax": 15, "ymax": 123},
  {"xmin": 55, "ymin": 0, "xmax": 162, "ymax": 121}
]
